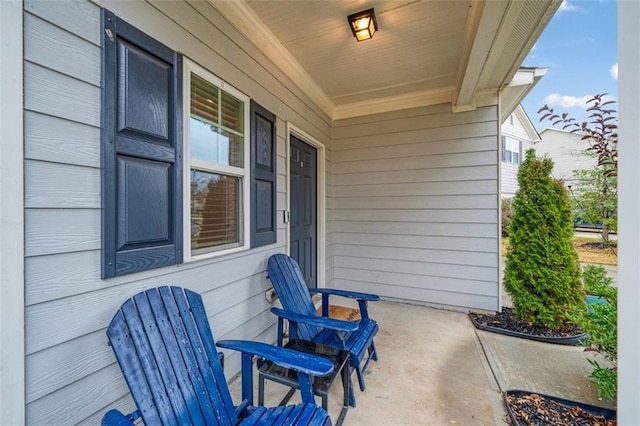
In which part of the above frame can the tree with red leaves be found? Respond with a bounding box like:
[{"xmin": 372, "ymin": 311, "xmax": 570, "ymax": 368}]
[
  {"xmin": 539, "ymin": 95, "xmax": 618, "ymax": 243},
  {"xmin": 538, "ymin": 94, "xmax": 618, "ymax": 177}
]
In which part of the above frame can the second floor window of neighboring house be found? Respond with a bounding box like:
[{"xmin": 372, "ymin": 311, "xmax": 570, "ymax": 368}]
[{"xmin": 502, "ymin": 136, "xmax": 521, "ymax": 164}]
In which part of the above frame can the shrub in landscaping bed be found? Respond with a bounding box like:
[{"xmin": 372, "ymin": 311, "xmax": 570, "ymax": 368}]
[
  {"xmin": 504, "ymin": 149, "xmax": 585, "ymax": 330},
  {"xmin": 578, "ymin": 265, "xmax": 617, "ymax": 400}
]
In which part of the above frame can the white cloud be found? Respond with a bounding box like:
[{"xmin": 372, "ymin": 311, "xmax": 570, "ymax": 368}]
[
  {"xmin": 531, "ymin": 44, "xmax": 538, "ymax": 52},
  {"xmin": 610, "ymin": 63, "xmax": 618, "ymax": 80},
  {"xmin": 544, "ymin": 93, "xmax": 616, "ymax": 109},
  {"xmin": 558, "ymin": 0, "xmax": 578, "ymax": 12}
]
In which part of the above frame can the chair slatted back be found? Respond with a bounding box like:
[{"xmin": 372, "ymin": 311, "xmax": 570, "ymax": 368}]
[
  {"xmin": 107, "ymin": 286, "xmax": 237, "ymax": 425},
  {"xmin": 267, "ymin": 254, "xmax": 322, "ymax": 340}
]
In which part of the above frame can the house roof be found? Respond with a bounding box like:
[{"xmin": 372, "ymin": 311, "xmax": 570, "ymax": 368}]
[
  {"xmin": 539, "ymin": 126, "xmax": 584, "ymax": 136},
  {"xmin": 506, "ymin": 105, "xmax": 542, "ymax": 142},
  {"xmin": 500, "ymin": 67, "xmax": 548, "ymax": 123},
  {"xmin": 212, "ymin": 0, "xmax": 561, "ymax": 120}
]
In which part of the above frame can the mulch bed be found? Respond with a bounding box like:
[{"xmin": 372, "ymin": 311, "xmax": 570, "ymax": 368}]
[
  {"xmin": 470, "ymin": 307, "xmax": 583, "ymax": 338},
  {"xmin": 579, "ymin": 241, "xmax": 617, "ymax": 250},
  {"xmin": 506, "ymin": 392, "xmax": 616, "ymax": 425}
]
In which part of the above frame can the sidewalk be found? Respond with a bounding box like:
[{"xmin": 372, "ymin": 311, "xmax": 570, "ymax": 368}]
[{"xmin": 477, "ymin": 329, "xmax": 615, "ymax": 409}]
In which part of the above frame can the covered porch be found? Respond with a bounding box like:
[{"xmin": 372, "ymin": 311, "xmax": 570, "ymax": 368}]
[
  {"xmin": 1, "ymin": 0, "xmax": 639, "ymax": 423},
  {"xmin": 229, "ymin": 299, "xmax": 610, "ymax": 424}
]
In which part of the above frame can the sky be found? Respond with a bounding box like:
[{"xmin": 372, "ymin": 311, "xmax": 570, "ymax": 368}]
[{"xmin": 520, "ymin": 0, "xmax": 618, "ymax": 131}]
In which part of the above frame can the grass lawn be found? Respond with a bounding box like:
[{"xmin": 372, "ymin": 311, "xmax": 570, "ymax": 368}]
[{"xmin": 502, "ymin": 235, "xmax": 618, "ymax": 266}]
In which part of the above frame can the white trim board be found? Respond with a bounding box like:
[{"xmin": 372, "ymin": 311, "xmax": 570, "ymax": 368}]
[
  {"xmin": 618, "ymin": 1, "xmax": 640, "ymax": 421},
  {"xmin": 285, "ymin": 122, "xmax": 327, "ymax": 289},
  {"xmin": 0, "ymin": 0, "xmax": 25, "ymax": 423}
]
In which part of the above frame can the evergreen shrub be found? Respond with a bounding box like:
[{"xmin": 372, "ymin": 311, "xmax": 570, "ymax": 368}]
[
  {"xmin": 503, "ymin": 149, "xmax": 584, "ymax": 330},
  {"xmin": 579, "ymin": 265, "xmax": 617, "ymax": 399}
]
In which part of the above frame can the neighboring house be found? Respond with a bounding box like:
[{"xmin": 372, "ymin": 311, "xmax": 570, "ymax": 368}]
[
  {"xmin": 536, "ymin": 127, "xmax": 597, "ymax": 188},
  {"xmin": 500, "ymin": 105, "xmax": 541, "ymax": 197},
  {"xmin": 11, "ymin": 0, "xmax": 640, "ymax": 424}
]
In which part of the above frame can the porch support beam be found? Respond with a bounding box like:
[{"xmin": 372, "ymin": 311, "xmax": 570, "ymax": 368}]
[
  {"xmin": 0, "ymin": 0, "xmax": 25, "ymax": 424},
  {"xmin": 454, "ymin": 0, "xmax": 561, "ymax": 112},
  {"xmin": 454, "ymin": 0, "xmax": 507, "ymax": 111},
  {"xmin": 618, "ymin": 0, "xmax": 640, "ymax": 421}
]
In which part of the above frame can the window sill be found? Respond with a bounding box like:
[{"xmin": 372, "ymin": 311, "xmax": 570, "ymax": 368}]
[{"xmin": 184, "ymin": 244, "xmax": 250, "ymax": 264}]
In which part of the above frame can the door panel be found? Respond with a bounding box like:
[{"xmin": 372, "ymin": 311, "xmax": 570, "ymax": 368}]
[{"xmin": 289, "ymin": 136, "xmax": 317, "ymax": 288}]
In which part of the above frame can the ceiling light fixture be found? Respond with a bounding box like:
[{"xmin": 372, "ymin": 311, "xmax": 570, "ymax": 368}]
[{"xmin": 348, "ymin": 8, "xmax": 377, "ymax": 42}]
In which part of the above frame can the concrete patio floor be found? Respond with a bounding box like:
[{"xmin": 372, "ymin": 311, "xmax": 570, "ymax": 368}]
[{"xmin": 228, "ymin": 298, "xmax": 616, "ymax": 425}]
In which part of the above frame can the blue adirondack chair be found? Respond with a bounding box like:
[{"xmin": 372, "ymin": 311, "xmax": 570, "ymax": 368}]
[
  {"xmin": 267, "ymin": 254, "xmax": 380, "ymax": 407},
  {"xmin": 102, "ymin": 286, "xmax": 334, "ymax": 426}
]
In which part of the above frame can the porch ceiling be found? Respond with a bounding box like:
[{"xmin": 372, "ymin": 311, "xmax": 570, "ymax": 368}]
[{"xmin": 212, "ymin": 0, "xmax": 561, "ymax": 120}]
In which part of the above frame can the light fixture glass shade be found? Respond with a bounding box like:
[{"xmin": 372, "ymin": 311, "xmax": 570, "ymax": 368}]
[{"xmin": 348, "ymin": 8, "xmax": 377, "ymax": 41}]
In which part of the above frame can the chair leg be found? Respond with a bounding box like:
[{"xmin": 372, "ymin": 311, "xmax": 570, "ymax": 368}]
[
  {"xmin": 348, "ymin": 375, "xmax": 357, "ymax": 407},
  {"xmin": 355, "ymin": 365, "xmax": 366, "ymax": 392},
  {"xmin": 369, "ymin": 341, "xmax": 378, "ymax": 362},
  {"xmin": 258, "ymin": 374, "xmax": 265, "ymax": 406}
]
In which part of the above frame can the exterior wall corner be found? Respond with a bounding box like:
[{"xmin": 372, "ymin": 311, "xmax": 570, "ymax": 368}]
[{"xmin": 0, "ymin": 0, "xmax": 25, "ymax": 424}]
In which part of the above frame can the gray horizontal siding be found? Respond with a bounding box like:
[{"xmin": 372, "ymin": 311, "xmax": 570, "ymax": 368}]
[
  {"xmin": 25, "ymin": 0, "xmax": 101, "ymax": 46},
  {"xmin": 501, "ymin": 162, "xmax": 520, "ymax": 197},
  {"xmin": 24, "ymin": 233, "xmax": 287, "ymax": 307},
  {"xmin": 329, "ymin": 104, "xmax": 500, "ymax": 311},
  {"xmin": 500, "ymin": 115, "xmax": 535, "ymax": 197},
  {"xmin": 25, "ymin": 160, "xmax": 100, "ymax": 208},
  {"xmin": 333, "ymin": 164, "xmax": 498, "ymax": 188},
  {"xmin": 23, "ymin": 0, "xmax": 331, "ymax": 423},
  {"xmin": 331, "ymin": 233, "xmax": 497, "ymax": 253},
  {"xmin": 25, "ymin": 111, "xmax": 100, "ymax": 167},
  {"xmin": 24, "ymin": 12, "xmax": 100, "ymax": 85},
  {"xmin": 333, "ymin": 180, "xmax": 497, "ymax": 198},
  {"xmin": 333, "ymin": 153, "xmax": 498, "ymax": 175},
  {"xmin": 25, "ymin": 61, "xmax": 100, "ymax": 126}
]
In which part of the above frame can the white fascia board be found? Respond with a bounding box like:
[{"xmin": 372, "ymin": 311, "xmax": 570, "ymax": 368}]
[
  {"xmin": 499, "ymin": 67, "xmax": 547, "ymax": 122},
  {"xmin": 454, "ymin": 0, "xmax": 508, "ymax": 109},
  {"xmin": 506, "ymin": 67, "xmax": 548, "ymax": 88},
  {"xmin": 210, "ymin": 0, "xmax": 335, "ymax": 118},
  {"xmin": 455, "ymin": 0, "xmax": 559, "ymax": 112}
]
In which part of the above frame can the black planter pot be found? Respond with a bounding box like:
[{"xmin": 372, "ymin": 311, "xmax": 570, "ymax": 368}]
[
  {"xmin": 469, "ymin": 314, "xmax": 588, "ymax": 346},
  {"xmin": 504, "ymin": 389, "xmax": 616, "ymax": 425}
]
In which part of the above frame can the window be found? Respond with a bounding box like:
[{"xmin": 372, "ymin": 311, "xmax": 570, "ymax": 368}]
[
  {"xmin": 502, "ymin": 137, "xmax": 521, "ymax": 164},
  {"xmin": 102, "ymin": 11, "xmax": 278, "ymax": 277},
  {"xmin": 183, "ymin": 60, "xmax": 250, "ymax": 260}
]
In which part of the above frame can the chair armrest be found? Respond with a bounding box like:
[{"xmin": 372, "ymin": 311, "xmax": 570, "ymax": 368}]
[
  {"xmin": 216, "ymin": 339, "xmax": 334, "ymax": 377},
  {"xmin": 270, "ymin": 308, "xmax": 358, "ymax": 332},
  {"xmin": 217, "ymin": 339, "xmax": 334, "ymax": 406},
  {"xmin": 102, "ymin": 409, "xmax": 139, "ymax": 426},
  {"xmin": 311, "ymin": 288, "xmax": 380, "ymax": 301},
  {"xmin": 311, "ymin": 288, "xmax": 379, "ymax": 319}
]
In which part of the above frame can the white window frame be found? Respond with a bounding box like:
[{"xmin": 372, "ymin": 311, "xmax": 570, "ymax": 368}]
[
  {"xmin": 182, "ymin": 59, "xmax": 251, "ymax": 262},
  {"xmin": 503, "ymin": 136, "xmax": 521, "ymax": 164}
]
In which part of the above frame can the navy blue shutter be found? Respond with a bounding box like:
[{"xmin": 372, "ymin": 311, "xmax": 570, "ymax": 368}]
[
  {"xmin": 250, "ymin": 101, "xmax": 277, "ymax": 247},
  {"xmin": 102, "ymin": 9, "xmax": 182, "ymax": 278}
]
